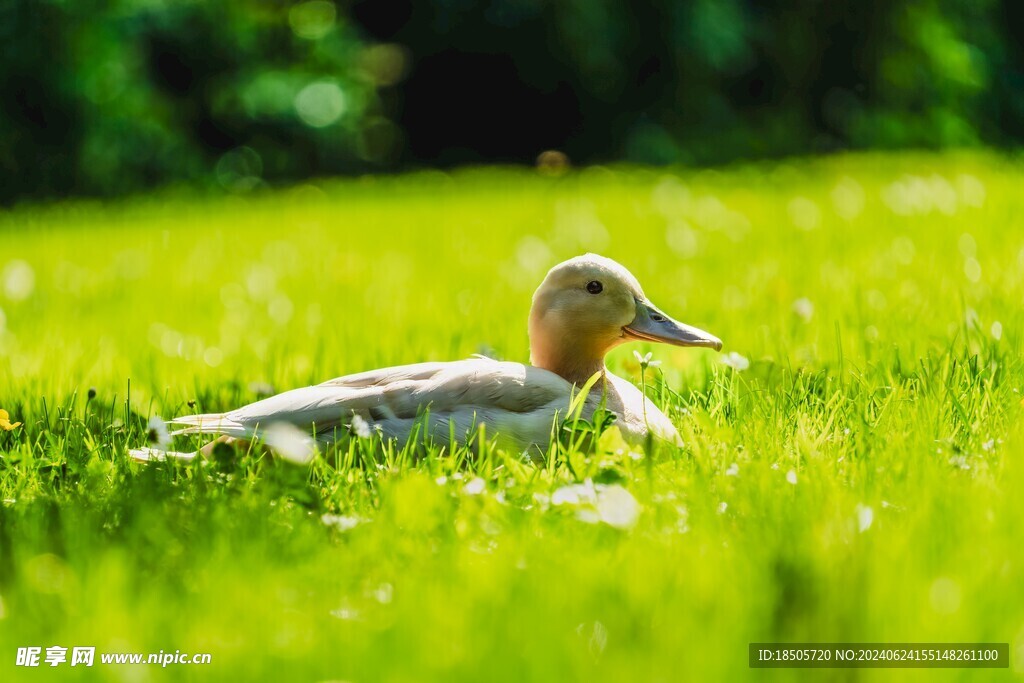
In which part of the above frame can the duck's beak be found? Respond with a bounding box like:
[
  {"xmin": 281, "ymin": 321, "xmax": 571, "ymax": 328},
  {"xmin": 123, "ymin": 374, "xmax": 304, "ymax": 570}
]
[{"xmin": 623, "ymin": 299, "xmax": 723, "ymax": 351}]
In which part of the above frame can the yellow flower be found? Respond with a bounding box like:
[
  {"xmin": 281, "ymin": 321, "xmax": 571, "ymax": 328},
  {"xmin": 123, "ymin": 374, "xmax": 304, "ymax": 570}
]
[{"xmin": 0, "ymin": 409, "xmax": 22, "ymax": 431}]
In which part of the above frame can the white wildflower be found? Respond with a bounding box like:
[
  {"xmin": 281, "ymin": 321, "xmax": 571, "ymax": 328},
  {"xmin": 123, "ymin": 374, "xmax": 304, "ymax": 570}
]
[
  {"xmin": 633, "ymin": 349, "xmax": 661, "ymax": 369},
  {"xmin": 792, "ymin": 297, "xmax": 814, "ymax": 322},
  {"xmin": 263, "ymin": 422, "xmax": 317, "ymax": 465},
  {"xmin": 948, "ymin": 455, "xmax": 970, "ymax": 470},
  {"xmin": 146, "ymin": 416, "xmax": 171, "ymax": 450},
  {"xmin": 720, "ymin": 351, "xmax": 750, "ymax": 371},
  {"xmin": 595, "ymin": 485, "xmax": 640, "ymax": 530},
  {"xmin": 552, "ymin": 481, "xmax": 597, "ymax": 506},
  {"xmin": 349, "ymin": 414, "xmax": 372, "ymax": 439},
  {"xmin": 370, "ymin": 583, "xmax": 393, "ymax": 605},
  {"xmin": 330, "ymin": 604, "xmax": 361, "ymax": 621},
  {"xmin": 786, "ymin": 469, "xmax": 798, "ymax": 485},
  {"xmin": 725, "ymin": 463, "xmax": 739, "ymax": 477},
  {"xmin": 552, "ymin": 481, "xmax": 640, "ymax": 530},
  {"xmin": 320, "ymin": 514, "xmax": 362, "ymax": 531},
  {"xmin": 463, "ymin": 477, "xmax": 486, "ymax": 496}
]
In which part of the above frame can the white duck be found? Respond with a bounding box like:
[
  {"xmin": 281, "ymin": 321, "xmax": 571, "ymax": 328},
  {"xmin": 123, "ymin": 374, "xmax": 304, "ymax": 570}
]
[{"xmin": 134, "ymin": 254, "xmax": 721, "ymax": 460}]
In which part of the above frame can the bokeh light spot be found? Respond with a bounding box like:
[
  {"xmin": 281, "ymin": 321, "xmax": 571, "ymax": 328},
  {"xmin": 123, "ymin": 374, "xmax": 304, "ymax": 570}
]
[
  {"xmin": 288, "ymin": 1, "xmax": 336, "ymax": 40},
  {"xmin": 358, "ymin": 44, "xmax": 410, "ymax": 86},
  {"xmin": 294, "ymin": 81, "xmax": 347, "ymax": 127},
  {"xmin": 3, "ymin": 260, "xmax": 35, "ymax": 301}
]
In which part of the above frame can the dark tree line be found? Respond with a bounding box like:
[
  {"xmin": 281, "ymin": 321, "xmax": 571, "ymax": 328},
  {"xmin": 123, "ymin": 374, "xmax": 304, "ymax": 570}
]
[{"xmin": 1, "ymin": 0, "xmax": 1022, "ymax": 202}]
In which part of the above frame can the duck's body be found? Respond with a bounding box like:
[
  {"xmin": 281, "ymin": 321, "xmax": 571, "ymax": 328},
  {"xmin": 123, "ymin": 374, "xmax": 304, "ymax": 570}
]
[
  {"xmin": 137, "ymin": 254, "xmax": 721, "ymax": 460},
  {"xmin": 169, "ymin": 357, "xmax": 681, "ymax": 455}
]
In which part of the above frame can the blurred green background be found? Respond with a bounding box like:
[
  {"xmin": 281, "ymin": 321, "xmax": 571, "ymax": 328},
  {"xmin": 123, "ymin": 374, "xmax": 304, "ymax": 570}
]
[
  {"xmin": 2, "ymin": 0, "xmax": 1023, "ymax": 202},
  {"xmin": 3, "ymin": 2, "xmax": 1024, "ymax": 679}
]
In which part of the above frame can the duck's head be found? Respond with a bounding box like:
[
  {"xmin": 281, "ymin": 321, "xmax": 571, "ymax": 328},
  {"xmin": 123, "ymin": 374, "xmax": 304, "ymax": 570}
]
[{"xmin": 528, "ymin": 254, "xmax": 722, "ymax": 383}]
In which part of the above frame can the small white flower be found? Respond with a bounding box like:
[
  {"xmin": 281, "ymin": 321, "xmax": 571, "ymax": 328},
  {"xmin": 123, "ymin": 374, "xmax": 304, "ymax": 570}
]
[
  {"xmin": 595, "ymin": 485, "xmax": 640, "ymax": 530},
  {"xmin": 720, "ymin": 351, "xmax": 750, "ymax": 371},
  {"xmin": 552, "ymin": 481, "xmax": 597, "ymax": 506},
  {"xmin": 552, "ymin": 482, "xmax": 640, "ymax": 530},
  {"xmin": 990, "ymin": 321, "xmax": 1002, "ymax": 340},
  {"xmin": 982, "ymin": 439, "xmax": 995, "ymax": 452},
  {"xmin": 948, "ymin": 455, "xmax": 970, "ymax": 470},
  {"xmin": 786, "ymin": 469, "xmax": 798, "ymax": 485},
  {"xmin": 435, "ymin": 475, "xmax": 448, "ymax": 485},
  {"xmin": 320, "ymin": 514, "xmax": 362, "ymax": 531},
  {"xmin": 463, "ymin": 477, "xmax": 486, "ymax": 495},
  {"xmin": 717, "ymin": 501, "xmax": 729, "ymax": 514},
  {"xmin": 147, "ymin": 416, "xmax": 171, "ymax": 450},
  {"xmin": 633, "ymin": 350, "xmax": 661, "ymax": 369},
  {"xmin": 330, "ymin": 604, "xmax": 361, "ymax": 621},
  {"xmin": 370, "ymin": 583, "xmax": 393, "ymax": 604},
  {"xmin": 725, "ymin": 463, "xmax": 739, "ymax": 477},
  {"xmin": 792, "ymin": 297, "xmax": 814, "ymax": 322},
  {"xmin": 264, "ymin": 422, "xmax": 316, "ymax": 465},
  {"xmin": 855, "ymin": 504, "xmax": 873, "ymax": 532},
  {"xmin": 349, "ymin": 414, "xmax": 372, "ymax": 439}
]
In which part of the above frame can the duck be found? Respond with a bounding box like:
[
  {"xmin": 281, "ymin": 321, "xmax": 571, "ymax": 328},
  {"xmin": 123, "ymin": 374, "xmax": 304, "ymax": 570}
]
[{"xmin": 132, "ymin": 254, "xmax": 721, "ymax": 461}]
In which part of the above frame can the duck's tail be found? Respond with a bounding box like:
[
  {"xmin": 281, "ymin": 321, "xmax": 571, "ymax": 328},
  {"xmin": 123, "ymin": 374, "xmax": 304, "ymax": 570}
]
[
  {"xmin": 128, "ymin": 447, "xmax": 198, "ymax": 463},
  {"xmin": 168, "ymin": 412, "xmax": 250, "ymax": 438},
  {"xmin": 128, "ymin": 413, "xmax": 252, "ymax": 464}
]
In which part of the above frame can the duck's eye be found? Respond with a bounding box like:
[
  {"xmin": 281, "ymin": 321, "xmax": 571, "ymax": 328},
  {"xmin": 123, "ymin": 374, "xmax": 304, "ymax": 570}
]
[{"xmin": 586, "ymin": 280, "xmax": 603, "ymax": 294}]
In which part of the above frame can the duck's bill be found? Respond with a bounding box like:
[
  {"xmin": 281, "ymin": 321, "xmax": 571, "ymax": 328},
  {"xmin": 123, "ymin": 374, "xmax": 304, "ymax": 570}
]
[{"xmin": 623, "ymin": 299, "xmax": 723, "ymax": 351}]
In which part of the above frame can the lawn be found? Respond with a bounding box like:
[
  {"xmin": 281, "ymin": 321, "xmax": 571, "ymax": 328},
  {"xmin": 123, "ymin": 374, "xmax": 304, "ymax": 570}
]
[{"xmin": 1, "ymin": 152, "xmax": 1022, "ymax": 681}]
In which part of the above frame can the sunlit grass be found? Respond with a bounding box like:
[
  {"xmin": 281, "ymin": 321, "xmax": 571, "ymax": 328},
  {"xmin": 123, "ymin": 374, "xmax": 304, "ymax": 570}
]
[{"xmin": 1, "ymin": 152, "xmax": 1023, "ymax": 681}]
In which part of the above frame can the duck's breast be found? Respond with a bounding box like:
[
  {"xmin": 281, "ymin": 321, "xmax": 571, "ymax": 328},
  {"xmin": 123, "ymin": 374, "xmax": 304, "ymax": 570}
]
[{"xmin": 602, "ymin": 373, "xmax": 682, "ymax": 447}]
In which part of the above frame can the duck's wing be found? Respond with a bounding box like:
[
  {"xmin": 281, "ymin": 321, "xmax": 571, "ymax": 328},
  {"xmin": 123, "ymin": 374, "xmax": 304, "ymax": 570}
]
[{"xmin": 171, "ymin": 359, "xmax": 574, "ymax": 451}]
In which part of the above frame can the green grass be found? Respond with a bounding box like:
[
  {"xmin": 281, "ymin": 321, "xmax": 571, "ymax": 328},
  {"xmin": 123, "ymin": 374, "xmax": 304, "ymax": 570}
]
[{"xmin": 1, "ymin": 152, "xmax": 1023, "ymax": 681}]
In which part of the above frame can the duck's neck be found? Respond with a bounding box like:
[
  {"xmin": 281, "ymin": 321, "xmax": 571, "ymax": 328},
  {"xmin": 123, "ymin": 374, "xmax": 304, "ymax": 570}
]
[
  {"xmin": 531, "ymin": 347, "xmax": 607, "ymax": 386},
  {"xmin": 528, "ymin": 305, "xmax": 611, "ymax": 385}
]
